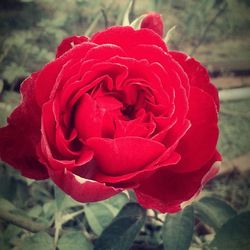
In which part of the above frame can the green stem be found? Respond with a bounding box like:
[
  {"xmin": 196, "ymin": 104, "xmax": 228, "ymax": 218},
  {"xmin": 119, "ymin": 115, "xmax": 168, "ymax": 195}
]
[
  {"xmin": 0, "ymin": 209, "xmax": 49, "ymax": 233},
  {"xmin": 61, "ymin": 208, "xmax": 84, "ymax": 224},
  {"xmin": 54, "ymin": 211, "xmax": 62, "ymax": 246}
]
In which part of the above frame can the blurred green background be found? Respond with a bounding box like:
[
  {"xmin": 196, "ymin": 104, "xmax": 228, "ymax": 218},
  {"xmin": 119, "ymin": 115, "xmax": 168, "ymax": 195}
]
[
  {"xmin": 1, "ymin": 0, "xmax": 250, "ymax": 166},
  {"xmin": 0, "ymin": 0, "xmax": 250, "ymax": 82},
  {"xmin": 0, "ymin": 1, "xmax": 250, "ymax": 249}
]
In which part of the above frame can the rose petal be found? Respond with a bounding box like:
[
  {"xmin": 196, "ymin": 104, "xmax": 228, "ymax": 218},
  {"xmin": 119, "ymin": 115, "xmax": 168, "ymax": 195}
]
[
  {"xmin": 91, "ymin": 26, "xmax": 167, "ymax": 52},
  {"xmin": 0, "ymin": 73, "xmax": 48, "ymax": 179},
  {"xmin": 84, "ymin": 44, "xmax": 126, "ymax": 60},
  {"xmin": 35, "ymin": 43, "xmax": 96, "ymax": 106},
  {"xmin": 134, "ymin": 152, "xmax": 221, "ymax": 213},
  {"xmin": 107, "ymin": 56, "xmax": 171, "ymax": 110},
  {"xmin": 157, "ymin": 119, "xmax": 191, "ymax": 149},
  {"xmin": 75, "ymin": 93, "xmax": 121, "ymax": 139},
  {"xmin": 171, "ymin": 87, "xmax": 219, "ymax": 172},
  {"xmin": 73, "ymin": 61, "xmax": 128, "ymax": 91},
  {"xmin": 56, "ymin": 35, "xmax": 88, "ymax": 58},
  {"xmin": 114, "ymin": 113, "xmax": 156, "ymax": 138},
  {"xmin": 49, "ymin": 168, "xmax": 120, "ymax": 202},
  {"xmin": 40, "ymin": 102, "xmax": 94, "ymax": 171},
  {"xmin": 86, "ymin": 137, "xmax": 166, "ymax": 176},
  {"xmin": 83, "ymin": 151, "xmax": 180, "ymax": 188},
  {"xmin": 150, "ymin": 62, "xmax": 189, "ymax": 122},
  {"xmin": 170, "ymin": 51, "xmax": 219, "ymax": 110},
  {"xmin": 128, "ymin": 44, "xmax": 190, "ymax": 95}
]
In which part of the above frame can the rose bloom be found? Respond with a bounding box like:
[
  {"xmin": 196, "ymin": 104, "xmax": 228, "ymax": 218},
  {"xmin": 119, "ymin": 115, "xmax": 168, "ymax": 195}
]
[{"xmin": 0, "ymin": 13, "xmax": 221, "ymax": 213}]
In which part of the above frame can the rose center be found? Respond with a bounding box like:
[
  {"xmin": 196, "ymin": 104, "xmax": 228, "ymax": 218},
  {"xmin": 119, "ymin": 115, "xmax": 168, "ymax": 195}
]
[{"xmin": 121, "ymin": 105, "xmax": 135, "ymax": 118}]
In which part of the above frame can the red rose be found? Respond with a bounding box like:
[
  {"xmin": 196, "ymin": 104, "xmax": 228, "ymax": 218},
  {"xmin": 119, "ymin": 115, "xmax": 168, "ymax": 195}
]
[{"xmin": 0, "ymin": 23, "xmax": 221, "ymax": 212}]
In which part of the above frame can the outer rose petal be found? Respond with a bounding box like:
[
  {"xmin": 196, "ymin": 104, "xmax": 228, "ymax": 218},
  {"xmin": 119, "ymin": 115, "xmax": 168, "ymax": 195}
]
[
  {"xmin": 171, "ymin": 87, "xmax": 219, "ymax": 173},
  {"xmin": 135, "ymin": 152, "xmax": 220, "ymax": 213},
  {"xmin": 0, "ymin": 73, "xmax": 48, "ymax": 179},
  {"xmin": 170, "ymin": 51, "xmax": 219, "ymax": 110},
  {"xmin": 91, "ymin": 26, "xmax": 168, "ymax": 52},
  {"xmin": 56, "ymin": 35, "xmax": 88, "ymax": 58},
  {"xmin": 35, "ymin": 42, "xmax": 96, "ymax": 106},
  {"xmin": 48, "ymin": 168, "xmax": 120, "ymax": 202},
  {"xmin": 140, "ymin": 12, "xmax": 164, "ymax": 37}
]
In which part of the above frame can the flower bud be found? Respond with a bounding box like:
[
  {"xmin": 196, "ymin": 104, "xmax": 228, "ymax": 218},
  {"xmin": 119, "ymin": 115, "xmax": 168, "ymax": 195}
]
[{"xmin": 140, "ymin": 12, "xmax": 164, "ymax": 37}]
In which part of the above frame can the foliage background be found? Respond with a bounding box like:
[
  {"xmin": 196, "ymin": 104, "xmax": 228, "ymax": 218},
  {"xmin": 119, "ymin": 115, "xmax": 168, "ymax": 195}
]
[{"xmin": 0, "ymin": 0, "xmax": 250, "ymax": 249}]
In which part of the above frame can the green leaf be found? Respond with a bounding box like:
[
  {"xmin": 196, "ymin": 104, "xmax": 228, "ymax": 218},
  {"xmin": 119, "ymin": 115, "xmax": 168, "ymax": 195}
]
[
  {"xmin": 0, "ymin": 167, "xmax": 18, "ymax": 200},
  {"xmin": 0, "ymin": 79, "xmax": 3, "ymax": 94},
  {"xmin": 4, "ymin": 224, "xmax": 22, "ymax": 242},
  {"xmin": 2, "ymin": 224, "xmax": 22, "ymax": 249},
  {"xmin": 57, "ymin": 231, "xmax": 93, "ymax": 250},
  {"xmin": 85, "ymin": 193, "xmax": 129, "ymax": 236},
  {"xmin": 1, "ymin": 91, "xmax": 20, "ymax": 108},
  {"xmin": 0, "ymin": 235, "xmax": 9, "ymax": 250},
  {"xmin": 2, "ymin": 63, "xmax": 28, "ymax": 84},
  {"xmin": 103, "ymin": 192, "xmax": 129, "ymax": 211},
  {"xmin": 122, "ymin": 0, "xmax": 133, "ymax": 26},
  {"xmin": 19, "ymin": 232, "xmax": 53, "ymax": 250},
  {"xmin": 30, "ymin": 181, "xmax": 52, "ymax": 203},
  {"xmin": 27, "ymin": 205, "xmax": 43, "ymax": 218},
  {"xmin": 42, "ymin": 200, "xmax": 56, "ymax": 221},
  {"xmin": 0, "ymin": 103, "xmax": 10, "ymax": 127},
  {"xmin": 54, "ymin": 185, "xmax": 66, "ymax": 211},
  {"xmin": 164, "ymin": 25, "xmax": 177, "ymax": 43},
  {"xmin": 54, "ymin": 185, "xmax": 82, "ymax": 211},
  {"xmin": 210, "ymin": 211, "xmax": 250, "ymax": 250},
  {"xmin": 193, "ymin": 197, "xmax": 237, "ymax": 231},
  {"xmin": 0, "ymin": 196, "xmax": 35, "ymax": 221},
  {"xmin": 85, "ymin": 203, "xmax": 115, "ymax": 235},
  {"xmin": 94, "ymin": 203, "xmax": 146, "ymax": 250},
  {"xmin": 163, "ymin": 205, "xmax": 195, "ymax": 250},
  {"xmin": 0, "ymin": 197, "xmax": 16, "ymax": 211}
]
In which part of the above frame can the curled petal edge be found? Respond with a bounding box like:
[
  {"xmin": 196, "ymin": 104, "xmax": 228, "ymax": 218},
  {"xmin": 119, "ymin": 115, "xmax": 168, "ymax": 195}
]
[
  {"xmin": 180, "ymin": 161, "xmax": 221, "ymax": 210},
  {"xmin": 134, "ymin": 157, "xmax": 221, "ymax": 213},
  {"xmin": 56, "ymin": 35, "xmax": 88, "ymax": 58},
  {"xmin": 48, "ymin": 168, "xmax": 121, "ymax": 202}
]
